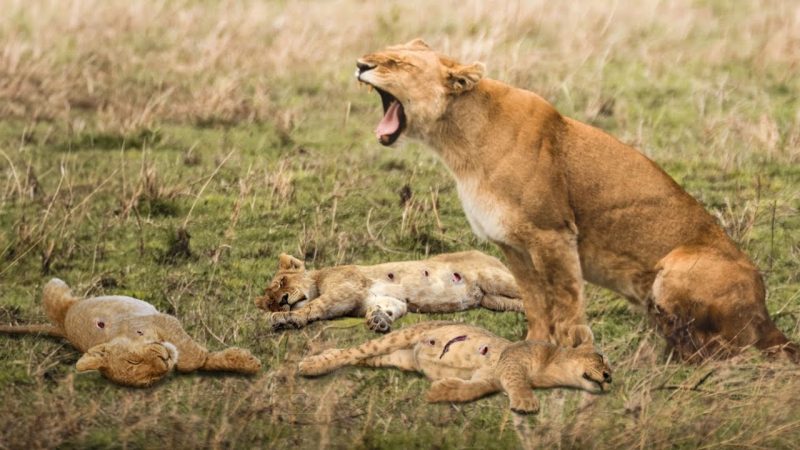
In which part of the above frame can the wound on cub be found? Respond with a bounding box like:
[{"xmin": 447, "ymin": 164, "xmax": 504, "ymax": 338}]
[
  {"xmin": 451, "ymin": 272, "xmax": 462, "ymax": 283},
  {"xmin": 387, "ymin": 273, "xmax": 395, "ymax": 280},
  {"xmin": 439, "ymin": 335, "xmax": 468, "ymax": 359}
]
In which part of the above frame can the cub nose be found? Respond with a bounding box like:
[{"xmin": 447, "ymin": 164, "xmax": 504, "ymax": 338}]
[
  {"xmin": 603, "ymin": 371, "xmax": 612, "ymax": 383},
  {"xmin": 279, "ymin": 293, "xmax": 289, "ymax": 306},
  {"xmin": 356, "ymin": 60, "xmax": 376, "ymax": 73}
]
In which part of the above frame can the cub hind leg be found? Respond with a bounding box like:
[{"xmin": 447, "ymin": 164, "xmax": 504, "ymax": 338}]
[
  {"xmin": 426, "ymin": 368, "xmax": 501, "ymax": 403},
  {"xmin": 477, "ymin": 267, "xmax": 524, "ymax": 313},
  {"xmin": 298, "ymin": 321, "xmax": 451, "ymax": 376}
]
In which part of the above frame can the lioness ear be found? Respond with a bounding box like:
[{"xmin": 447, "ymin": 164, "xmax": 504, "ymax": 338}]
[
  {"xmin": 446, "ymin": 62, "xmax": 485, "ymax": 93},
  {"xmin": 405, "ymin": 38, "xmax": 431, "ymax": 50},
  {"xmin": 76, "ymin": 346, "xmax": 108, "ymax": 372},
  {"xmin": 568, "ymin": 325, "xmax": 595, "ymax": 348},
  {"xmin": 278, "ymin": 253, "xmax": 305, "ymax": 271}
]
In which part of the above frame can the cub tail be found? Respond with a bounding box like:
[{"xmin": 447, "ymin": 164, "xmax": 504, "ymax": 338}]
[{"xmin": 42, "ymin": 278, "xmax": 77, "ymax": 327}]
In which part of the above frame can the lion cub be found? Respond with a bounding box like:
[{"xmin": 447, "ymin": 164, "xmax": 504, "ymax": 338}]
[
  {"xmin": 0, "ymin": 279, "xmax": 261, "ymax": 387},
  {"xmin": 299, "ymin": 321, "xmax": 611, "ymax": 414},
  {"xmin": 256, "ymin": 251, "xmax": 521, "ymax": 333}
]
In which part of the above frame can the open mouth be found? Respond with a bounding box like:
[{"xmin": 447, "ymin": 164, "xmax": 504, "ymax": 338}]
[{"xmin": 357, "ymin": 79, "xmax": 406, "ymax": 146}]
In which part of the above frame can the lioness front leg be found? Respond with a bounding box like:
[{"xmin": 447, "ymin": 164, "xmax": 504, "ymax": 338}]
[
  {"xmin": 271, "ymin": 291, "xmax": 360, "ymax": 331},
  {"xmin": 498, "ymin": 229, "xmax": 585, "ymax": 344}
]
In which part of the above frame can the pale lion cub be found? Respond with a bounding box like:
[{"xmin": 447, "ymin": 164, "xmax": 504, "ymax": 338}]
[
  {"xmin": 299, "ymin": 321, "xmax": 611, "ymax": 413},
  {"xmin": 256, "ymin": 251, "xmax": 521, "ymax": 333},
  {"xmin": 0, "ymin": 279, "xmax": 261, "ymax": 387}
]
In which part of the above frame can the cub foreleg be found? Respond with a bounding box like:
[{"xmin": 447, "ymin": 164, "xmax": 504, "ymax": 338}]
[{"xmin": 271, "ymin": 291, "xmax": 362, "ymax": 331}]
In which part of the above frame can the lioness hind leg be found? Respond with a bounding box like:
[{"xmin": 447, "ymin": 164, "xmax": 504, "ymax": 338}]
[{"xmin": 651, "ymin": 246, "xmax": 794, "ymax": 361}]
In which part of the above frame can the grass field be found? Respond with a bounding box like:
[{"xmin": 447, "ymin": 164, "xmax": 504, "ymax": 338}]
[{"xmin": 1, "ymin": 0, "xmax": 799, "ymax": 448}]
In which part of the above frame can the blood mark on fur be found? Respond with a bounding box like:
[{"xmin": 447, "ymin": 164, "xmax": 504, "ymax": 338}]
[{"xmin": 439, "ymin": 335, "xmax": 468, "ymax": 359}]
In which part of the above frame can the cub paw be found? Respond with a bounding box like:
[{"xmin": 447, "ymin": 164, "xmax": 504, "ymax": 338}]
[
  {"xmin": 366, "ymin": 310, "xmax": 392, "ymax": 333},
  {"xmin": 509, "ymin": 395, "xmax": 540, "ymax": 415},
  {"xmin": 298, "ymin": 350, "xmax": 340, "ymax": 377},
  {"xmin": 270, "ymin": 312, "xmax": 306, "ymax": 331},
  {"xmin": 226, "ymin": 348, "xmax": 262, "ymax": 374},
  {"xmin": 425, "ymin": 378, "xmax": 464, "ymax": 403}
]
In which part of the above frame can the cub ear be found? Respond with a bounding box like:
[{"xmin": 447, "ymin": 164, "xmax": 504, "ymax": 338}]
[
  {"xmin": 278, "ymin": 253, "xmax": 305, "ymax": 271},
  {"xmin": 405, "ymin": 38, "xmax": 431, "ymax": 50},
  {"xmin": 76, "ymin": 346, "xmax": 108, "ymax": 372},
  {"xmin": 446, "ymin": 62, "xmax": 485, "ymax": 93},
  {"xmin": 567, "ymin": 325, "xmax": 595, "ymax": 348}
]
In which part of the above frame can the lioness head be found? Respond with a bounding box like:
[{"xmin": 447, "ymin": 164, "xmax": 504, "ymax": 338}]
[
  {"xmin": 556, "ymin": 325, "xmax": 613, "ymax": 394},
  {"xmin": 356, "ymin": 39, "xmax": 485, "ymax": 145},
  {"xmin": 255, "ymin": 254, "xmax": 316, "ymax": 312},
  {"xmin": 76, "ymin": 337, "xmax": 177, "ymax": 387}
]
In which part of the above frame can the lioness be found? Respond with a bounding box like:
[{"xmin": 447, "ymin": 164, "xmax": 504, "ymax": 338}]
[
  {"xmin": 257, "ymin": 251, "xmax": 521, "ymax": 333},
  {"xmin": 299, "ymin": 321, "xmax": 611, "ymax": 414},
  {"xmin": 0, "ymin": 279, "xmax": 261, "ymax": 387},
  {"xmin": 354, "ymin": 39, "xmax": 796, "ymax": 361}
]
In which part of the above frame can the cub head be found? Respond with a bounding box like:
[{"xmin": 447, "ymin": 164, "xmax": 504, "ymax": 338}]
[
  {"xmin": 76, "ymin": 337, "xmax": 177, "ymax": 387},
  {"xmin": 559, "ymin": 325, "xmax": 613, "ymax": 394},
  {"xmin": 255, "ymin": 254, "xmax": 316, "ymax": 312},
  {"xmin": 356, "ymin": 38, "xmax": 485, "ymax": 146}
]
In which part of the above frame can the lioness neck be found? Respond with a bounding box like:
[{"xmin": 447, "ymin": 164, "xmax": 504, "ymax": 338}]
[{"xmin": 424, "ymin": 78, "xmax": 564, "ymax": 179}]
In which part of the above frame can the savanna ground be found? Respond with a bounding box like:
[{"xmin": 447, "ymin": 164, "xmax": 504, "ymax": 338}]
[{"xmin": 1, "ymin": 0, "xmax": 799, "ymax": 448}]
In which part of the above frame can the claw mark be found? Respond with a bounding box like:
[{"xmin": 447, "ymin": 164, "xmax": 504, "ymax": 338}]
[{"xmin": 439, "ymin": 335, "xmax": 468, "ymax": 359}]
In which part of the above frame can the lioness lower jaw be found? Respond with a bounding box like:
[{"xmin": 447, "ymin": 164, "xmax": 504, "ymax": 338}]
[{"xmin": 357, "ymin": 79, "xmax": 406, "ymax": 145}]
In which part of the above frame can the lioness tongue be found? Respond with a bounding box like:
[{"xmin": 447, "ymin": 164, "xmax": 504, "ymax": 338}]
[{"xmin": 375, "ymin": 100, "xmax": 401, "ymax": 138}]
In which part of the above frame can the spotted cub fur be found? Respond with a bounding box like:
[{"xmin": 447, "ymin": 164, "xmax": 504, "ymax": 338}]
[
  {"xmin": 256, "ymin": 251, "xmax": 521, "ymax": 333},
  {"xmin": 298, "ymin": 321, "xmax": 612, "ymax": 413}
]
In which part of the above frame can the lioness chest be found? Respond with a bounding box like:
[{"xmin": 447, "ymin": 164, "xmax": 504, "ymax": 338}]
[{"xmin": 456, "ymin": 178, "xmax": 508, "ymax": 243}]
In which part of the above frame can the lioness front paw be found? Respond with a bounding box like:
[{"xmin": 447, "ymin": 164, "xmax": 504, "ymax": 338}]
[
  {"xmin": 366, "ymin": 310, "xmax": 392, "ymax": 333},
  {"xmin": 270, "ymin": 312, "xmax": 306, "ymax": 331},
  {"xmin": 509, "ymin": 394, "xmax": 540, "ymax": 415}
]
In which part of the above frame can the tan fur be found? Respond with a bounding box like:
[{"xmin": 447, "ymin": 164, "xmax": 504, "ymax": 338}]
[
  {"xmin": 255, "ymin": 251, "xmax": 521, "ymax": 333},
  {"xmin": 0, "ymin": 279, "xmax": 261, "ymax": 387},
  {"xmin": 354, "ymin": 40, "xmax": 797, "ymax": 362},
  {"xmin": 298, "ymin": 322, "xmax": 611, "ymax": 413}
]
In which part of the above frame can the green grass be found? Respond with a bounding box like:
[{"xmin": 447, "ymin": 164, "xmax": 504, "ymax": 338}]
[{"xmin": 1, "ymin": 0, "xmax": 799, "ymax": 448}]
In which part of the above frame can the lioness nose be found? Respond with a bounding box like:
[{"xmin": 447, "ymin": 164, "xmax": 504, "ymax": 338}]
[{"xmin": 356, "ymin": 60, "xmax": 376, "ymax": 73}]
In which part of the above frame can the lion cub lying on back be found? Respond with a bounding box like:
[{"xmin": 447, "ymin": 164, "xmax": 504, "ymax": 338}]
[
  {"xmin": 299, "ymin": 321, "xmax": 611, "ymax": 413},
  {"xmin": 256, "ymin": 251, "xmax": 521, "ymax": 333},
  {"xmin": 0, "ymin": 279, "xmax": 261, "ymax": 387}
]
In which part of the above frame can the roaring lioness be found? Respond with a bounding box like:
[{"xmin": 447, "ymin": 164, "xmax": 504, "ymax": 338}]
[
  {"xmin": 257, "ymin": 251, "xmax": 521, "ymax": 333},
  {"xmin": 354, "ymin": 39, "xmax": 796, "ymax": 361},
  {"xmin": 299, "ymin": 321, "xmax": 611, "ymax": 414}
]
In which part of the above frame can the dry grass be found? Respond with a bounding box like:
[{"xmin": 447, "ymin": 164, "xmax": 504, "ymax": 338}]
[{"xmin": 1, "ymin": 0, "xmax": 800, "ymax": 448}]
